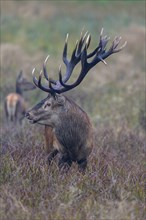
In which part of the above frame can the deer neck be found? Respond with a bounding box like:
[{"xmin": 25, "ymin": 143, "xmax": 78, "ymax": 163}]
[{"xmin": 16, "ymin": 83, "xmax": 23, "ymax": 95}]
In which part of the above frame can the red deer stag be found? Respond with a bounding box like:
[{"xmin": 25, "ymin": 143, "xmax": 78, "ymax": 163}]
[
  {"xmin": 26, "ymin": 29, "xmax": 126, "ymax": 171},
  {"xmin": 5, "ymin": 70, "xmax": 36, "ymax": 123}
]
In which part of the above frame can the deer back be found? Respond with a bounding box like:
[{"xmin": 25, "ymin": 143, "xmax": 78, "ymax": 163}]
[{"xmin": 5, "ymin": 93, "xmax": 26, "ymax": 122}]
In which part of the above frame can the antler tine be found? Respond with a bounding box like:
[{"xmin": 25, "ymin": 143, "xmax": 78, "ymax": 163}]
[
  {"xmin": 32, "ymin": 68, "xmax": 35, "ymax": 75},
  {"xmin": 98, "ymin": 56, "xmax": 107, "ymax": 65},
  {"xmin": 99, "ymin": 31, "xmax": 110, "ymax": 51},
  {"xmin": 106, "ymin": 36, "xmax": 126, "ymax": 55},
  {"xmin": 43, "ymin": 55, "xmax": 57, "ymax": 86},
  {"xmin": 61, "ymin": 32, "xmax": 78, "ymax": 85},
  {"xmin": 86, "ymin": 34, "xmax": 106, "ymax": 60},
  {"xmin": 32, "ymin": 68, "xmax": 38, "ymax": 87},
  {"xmin": 82, "ymin": 31, "xmax": 89, "ymax": 42},
  {"xmin": 38, "ymin": 70, "xmax": 43, "ymax": 87},
  {"xmin": 58, "ymin": 65, "xmax": 65, "ymax": 87},
  {"xmin": 32, "ymin": 68, "xmax": 40, "ymax": 87},
  {"xmin": 112, "ymin": 36, "xmax": 122, "ymax": 50},
  {"xmin": 85, "ymin": 34, "xmax": 91, "ymax": 49},
  {"xmin": 76, "ymin": 31, "xmax": 88, "ymax": 57},
  {"xmin": 43, "ymin": 55, "xmax": 50, "ymax": 81},
  {"xmin": 62, "ymin": 33, "xmax": 69, "ymax": 65},
  {"xmin": 44, "ymin": 54, "xmax": 50, "ymax": 63},
  {"xmin": 32, "ymin": 67, "xmax": 53, "ymax": 93},
  {"xmin": 112, "ymin": 40, "xmax": 127, "ymax": 53},
  {"xmin": 81, "ymin": 44, "xmax": 88, "ymax": 69},
  {"xmin": 100, "ymin": 28, "xmax": 104, "ymax": 40},
  {"xmin": 70, "ymin": 40, "xmax": 79, "ymax": 61},
  {"xmin": 75, "ymin": 36, "xmax": 86, "ymax": 58},
  {"xmin": 86, "ymin": 29, "xmax": 109, "ymax": 60}
]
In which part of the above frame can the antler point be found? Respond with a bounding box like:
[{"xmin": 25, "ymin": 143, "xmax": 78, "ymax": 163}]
[
  {"xmin": 66, "ymin": 33, "xmax": 69, "ymax": 43},
  {"xmin": 32, "ymin": 68, "xmax": 36, "ymax": 75},
  {"xmin": 100, "ymin": 28, "xmax": 104, "ymax": 36},
  {"xmin": 86, "ymin": 34, "xmax": 90, "ymax": 45},
  {"xmin": 119, "ymin": 40, "xmax": 127, "ymax": 50},
  {"xmin": 102, "ymin": 59, "xmax": 107, "ymax": 65},
  {"xmin": 44, "ymin": 55, "xmax": 50, "ymax": 64}
]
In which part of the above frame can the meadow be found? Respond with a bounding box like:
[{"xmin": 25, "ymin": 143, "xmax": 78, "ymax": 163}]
[{"xmin": 0, "ymin": 1, "xmax": 146, "ymax": 220}]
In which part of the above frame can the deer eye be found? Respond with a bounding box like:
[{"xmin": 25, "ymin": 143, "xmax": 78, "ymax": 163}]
[{"xmin": 44, "ymin": 103, "xmax": 51, "ymax": 109}]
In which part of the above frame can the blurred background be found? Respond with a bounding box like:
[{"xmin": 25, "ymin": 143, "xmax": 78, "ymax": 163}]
[
  {"xmin": 1, "ymin": 1, "xmax": 146, "ymax": 220},
  {"xmin": 1, "ymin": 0, "xmax": 145, "ymax": 130}
]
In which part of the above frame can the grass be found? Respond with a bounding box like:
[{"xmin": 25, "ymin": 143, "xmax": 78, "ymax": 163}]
[
  {"xmin": 0, "ymin": 123, "xmax": 146, "ymax": 220},
  {"xmin": 1, "ymin": 1, "xmax": 146, "ymax": 220}
]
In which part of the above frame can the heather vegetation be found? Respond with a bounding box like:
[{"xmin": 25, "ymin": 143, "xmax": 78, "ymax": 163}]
[{"xmin": 0, "ymin": 1, "xmax": 145, "ymax": 220}]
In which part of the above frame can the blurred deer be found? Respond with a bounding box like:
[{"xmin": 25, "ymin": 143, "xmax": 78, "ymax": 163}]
[
  {"xmin": 26, "ymin": 29, "xmax": 126, "ymax": 171},
  {"xmin": 5, "ymin": 70, "xmax": 36, "ymax": 123}
]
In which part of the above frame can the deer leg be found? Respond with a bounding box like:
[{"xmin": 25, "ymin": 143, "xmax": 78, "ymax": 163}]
[
  {"xmin": 4, "ymin": 101, "xmax": 9, "ymax": 122},
  {"xmin": 77, "ymin": 158, "xmax": 87, "ymax": 173},
  {"xmin": 58, "ymin": 153, "xmax": 72, "ymax": 171},
  {"xmin": 48, "ymin": 149, "xmax": 58, "ymax": 164}
]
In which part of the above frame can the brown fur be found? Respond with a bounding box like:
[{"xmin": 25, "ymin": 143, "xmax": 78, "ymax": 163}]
[
  {"xmin": 44, "ymin": 126, "xmax": 60, "ymax": 153},
  {"xmin": 5, "ymin": 93, "xmax": 26, "ymax": 122},
  {"xmin": 26, "ymin": 29, "xmax": 125, "ymax": 171},
  {"xmin": 26, "ymin": 94, "xmax": 93, "ymax": 171},
  {"xmin": 5, "ymin": 71, "xmax": 35, "ymax": 123}
]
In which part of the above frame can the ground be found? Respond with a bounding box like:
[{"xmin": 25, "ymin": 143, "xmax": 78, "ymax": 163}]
[{"xmin": 0, "ymin": 1, "xmax": 145, "ymax": 220}]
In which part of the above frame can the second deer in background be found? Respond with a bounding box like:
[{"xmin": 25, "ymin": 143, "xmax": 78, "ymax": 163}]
[{"xmin": 5, "ymin": 70, "xmax": 36, "ymax": 123}]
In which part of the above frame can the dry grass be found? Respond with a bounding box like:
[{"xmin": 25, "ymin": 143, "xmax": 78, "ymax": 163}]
[
  {"xmin": 0, "ymin": 122, "xmax": 146, "ymax": 220},
  {"xmin": 1, "ymin": 1, "xmax": 146, "ymax": 220}
]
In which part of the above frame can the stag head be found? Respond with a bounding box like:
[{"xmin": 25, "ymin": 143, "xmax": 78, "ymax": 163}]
[{"xmin": 26, "ymin": 94, "xmax": 66, "ymax": 125}]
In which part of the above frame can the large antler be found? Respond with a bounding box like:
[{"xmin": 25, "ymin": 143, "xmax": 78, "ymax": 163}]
[{"xmin": 32, "ymin": 28, "xmax": 127, "ymax": 94}]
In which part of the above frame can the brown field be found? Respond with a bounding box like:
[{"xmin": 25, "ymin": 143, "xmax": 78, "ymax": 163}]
[{"xmin": 0, "ymin": 1, "xmax": 146, "ymax": 220}]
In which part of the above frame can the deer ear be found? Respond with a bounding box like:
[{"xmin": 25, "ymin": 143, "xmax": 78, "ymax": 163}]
[{"xmin": 17, "ymin": 70, "xmax": 23, "ymax": 82}]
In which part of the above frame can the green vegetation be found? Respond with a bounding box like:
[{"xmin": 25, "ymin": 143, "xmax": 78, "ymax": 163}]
[{"xmin": 0, "ymin": 1, "xmax": 145, "ymax": 220}]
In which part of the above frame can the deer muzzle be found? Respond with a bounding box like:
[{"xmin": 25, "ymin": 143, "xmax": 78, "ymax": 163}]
[{"xmin": 25, "ymin": 112, "xmax": 38, "ymax": 124}]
